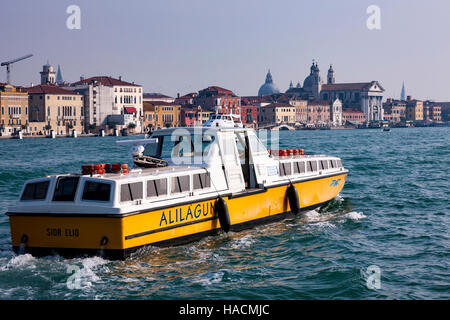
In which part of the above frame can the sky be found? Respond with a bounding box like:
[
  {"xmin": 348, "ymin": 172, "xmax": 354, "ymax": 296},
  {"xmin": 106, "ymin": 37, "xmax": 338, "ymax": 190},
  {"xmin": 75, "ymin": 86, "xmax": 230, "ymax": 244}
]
[{"xmin": 1, "ymin": 0, "xmax": 450, "ymax": 101}]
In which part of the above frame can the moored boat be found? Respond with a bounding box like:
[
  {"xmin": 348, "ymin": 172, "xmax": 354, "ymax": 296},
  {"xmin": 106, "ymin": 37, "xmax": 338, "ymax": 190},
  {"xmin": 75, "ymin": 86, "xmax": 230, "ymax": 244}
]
[{"xmin": 6, "ymin": 119, "xmax": 348, "ymax": 259}]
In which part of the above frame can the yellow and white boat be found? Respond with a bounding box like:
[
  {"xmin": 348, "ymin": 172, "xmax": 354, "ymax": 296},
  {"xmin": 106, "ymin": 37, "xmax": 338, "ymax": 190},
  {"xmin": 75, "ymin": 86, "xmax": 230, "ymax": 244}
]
[{"xmin": 6, "ymin": 121, "xmax": 348, "ymax": 259}]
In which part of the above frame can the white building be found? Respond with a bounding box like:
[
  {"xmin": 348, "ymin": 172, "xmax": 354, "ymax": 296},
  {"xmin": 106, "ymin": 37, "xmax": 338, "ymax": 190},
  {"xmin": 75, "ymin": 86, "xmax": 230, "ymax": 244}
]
[
  {"xmin": 330, "ymin": 99, "xmax": 343, "ymax": 127},
  {"xmin": 68, "ymin": 76, "xmax": 143, "ymax": 132},
  {"xmin": 40, "ymin": 62, "xmax": 56, "ymax": 84},
  {"xmin": 287, "ymin": 62, "xmax": 385, "ymax": 122}
]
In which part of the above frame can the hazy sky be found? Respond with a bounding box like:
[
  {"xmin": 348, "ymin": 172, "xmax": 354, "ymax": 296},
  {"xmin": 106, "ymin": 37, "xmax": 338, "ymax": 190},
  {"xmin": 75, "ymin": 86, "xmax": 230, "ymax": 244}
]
[{"xmin": 1, "ymin": 0, "xmax": 450, "ymax": 101}]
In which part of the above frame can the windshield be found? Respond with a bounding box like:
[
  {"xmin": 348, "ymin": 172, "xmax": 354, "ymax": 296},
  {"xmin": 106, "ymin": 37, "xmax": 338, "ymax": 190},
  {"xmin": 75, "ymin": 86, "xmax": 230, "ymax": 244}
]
[{"xmin": 143, "ymin": 134, "xmax": 215, "ymax": 160}]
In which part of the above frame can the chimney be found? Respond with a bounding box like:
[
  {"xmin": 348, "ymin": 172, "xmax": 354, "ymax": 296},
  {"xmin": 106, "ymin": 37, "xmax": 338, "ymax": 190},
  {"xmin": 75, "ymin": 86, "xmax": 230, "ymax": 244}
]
[
  {"xmin": 119, "ymin": 76, "xmax": 122, "ymax": 81},
  {"xmin": 407, "ymin": 95, "xmax": 412, "ymax": 101},
  {"xmin": 80, "ymin": 76, "xmax": 84, "ymax": 81},
  {"xmin": 177, "ymin": 93, "xmax": 180, "ymax": 98}
]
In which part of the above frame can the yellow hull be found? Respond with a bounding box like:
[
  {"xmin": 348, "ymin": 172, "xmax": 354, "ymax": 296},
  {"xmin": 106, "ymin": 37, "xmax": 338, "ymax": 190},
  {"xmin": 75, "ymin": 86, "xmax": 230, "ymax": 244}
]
[{"xmin": 8, "ymin": 173, "xmax": 347, "ymax": 259}]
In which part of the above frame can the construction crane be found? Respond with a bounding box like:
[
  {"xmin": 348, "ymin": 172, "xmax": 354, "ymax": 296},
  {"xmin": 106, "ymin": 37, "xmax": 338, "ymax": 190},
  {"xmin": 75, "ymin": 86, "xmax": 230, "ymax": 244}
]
[{"xmin": 1, "ymin": 54, "xmax": 33, "ymax": 84}]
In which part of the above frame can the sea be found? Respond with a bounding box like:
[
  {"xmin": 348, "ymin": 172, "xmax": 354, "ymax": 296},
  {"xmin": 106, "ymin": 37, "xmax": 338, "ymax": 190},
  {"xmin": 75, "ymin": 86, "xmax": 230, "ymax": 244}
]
[{"xmin": 0, "ymin": 127, "xmax": 448, "ymax": 300}]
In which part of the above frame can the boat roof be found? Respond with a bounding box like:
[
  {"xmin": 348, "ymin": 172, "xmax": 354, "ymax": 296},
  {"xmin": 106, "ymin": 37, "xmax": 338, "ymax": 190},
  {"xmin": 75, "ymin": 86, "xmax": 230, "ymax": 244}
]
[
  {"xmin": 151, "ymin": 126, "xmax": 252, "ymax": 135},
  {"xmin": 43, "ymin": 165, "xmax": 205, "ymax": 182}
]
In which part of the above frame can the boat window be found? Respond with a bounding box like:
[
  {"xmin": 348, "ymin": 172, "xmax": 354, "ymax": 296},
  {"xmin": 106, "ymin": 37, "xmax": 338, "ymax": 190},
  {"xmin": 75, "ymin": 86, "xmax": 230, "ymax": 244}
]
[
  {"xmin": 143, "ymin": 141, "xmax": 159, "ymax": 158},
  {"xmin": 235, "ymin": 133, "xmax": 247, "ymax": 163},
  {"xmin": 330, "ymin": 160, "xmax": 336, "ymax": 169},
  {"xmin": 307, "ymin": 161, "xmax": 318, "ymax": 172},
  {"xmin": 21, "ymin": 180, "xmax": 50, "ymax": 201},
  {"xmin": 193, "ymin": 172, "xmax": 211, "ymax": 190},
  {"xmin": 147, "ymin": 178, "xmax": 167, "ymax": 198},
  {"xmin": 337, "ymin": 160, "xmax": 343, "ymax": 168},
  {"xmin": 171, "ymin": 175, "xmax": 190, "ymax": 194},
  {"xmin": 53, "ymin": 177, "xmax": 80, "ymax": 202},
  {"xmin": 247, "ymin": 133, "xmax": 268, "ymax": 154},
  {"xmin": 294, "ymin": 161, "xmax": 306, "ymax": 174},
  {"xmin": 82, "ymin": 181, "xmax": 111, "ymax": 202},
  {"xmin": 319, "ymin": 160, "xmax": 329, "ymax": 170},
  {"xmin": 279, "ymin": 162, "xmax": 292, "ymax": 176},
  {"xmin": 121, "ymin": 182, "xmax": 143, "ymax": 202}
]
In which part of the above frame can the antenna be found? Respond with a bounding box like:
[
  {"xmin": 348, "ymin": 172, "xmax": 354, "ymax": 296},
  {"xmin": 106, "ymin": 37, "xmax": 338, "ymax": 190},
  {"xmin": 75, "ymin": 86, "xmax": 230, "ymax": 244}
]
[{"xmin": 1, "ymin": 54, "xmax": 33, "ymax": 84}]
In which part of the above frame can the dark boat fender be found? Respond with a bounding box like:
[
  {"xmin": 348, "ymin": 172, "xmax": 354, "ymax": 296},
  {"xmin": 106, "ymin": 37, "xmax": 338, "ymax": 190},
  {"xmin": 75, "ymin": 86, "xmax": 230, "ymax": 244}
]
[
  {"xmin": 216, "ymin": 196, "xmax": 231, "ymax": 233},
  {"xmin": 287, "ymin": 184, "xmax": 300, "ymax": 214}
]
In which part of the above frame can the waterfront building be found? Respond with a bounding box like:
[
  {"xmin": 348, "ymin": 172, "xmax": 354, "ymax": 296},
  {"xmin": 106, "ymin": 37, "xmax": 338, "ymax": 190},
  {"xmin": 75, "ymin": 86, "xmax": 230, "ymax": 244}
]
[
  {"xmin": 383, "ymin": 112, "xmax": 392, "ymax": 122},
  {"xmin": 27, "ymin": 84, "xmax": 84, "ymax": 135},
  {"xmin": 383, "ymin": 98, "xmax": 407, "ymax": 123},
  {"xmin": 258, "ymin": 70, "xmax": 280, "ymax": 96},
  {"xmin": 180, "ymin": 106, "xmax": 197, "ymax": 127},
  {"xmin": 143, "ymin": 101, "xmax": 156, "ymax": 131},
  {"xmin": 422, "ymin": 102, "xmax": 442, "ymax": 122},
  {"xmin": 432, "ymin": 102, "xmax": 450, "ymax": 122},
  {"xmin": 241, "ymin": 104, "xmax": 258, "ymax": 127},
  {"xmin": 180, "ymin": 105, "xmax": 211, "ymax": 127},
  {"xmin": 175, "ymin": 92, "xmax": 198, "ymax": 105},
  {"xmin": 286, "ymin": 61, "xmax": 384, "ymax": 122},
  {"xmin": 429, "ymin": 105, "xmax": 442, "ymax": 122},
  {"xmin": 330, "ymin": 99, "xmax": 343, "ymax": 127},
  {"xmin": 342, "ymin": 109, "xmax": 366, "ymax": 124},
  {"xmin": 0, "ymin": 83, "xmax": 29, "ymax": 136},
  {"xmin": 68, "ymin": 76, "xmax": 143, "ymax": 132},
  {"xmin": 306, "ymin": 100, "xmax": 331, "ymax": 126},
  {"xmin": 405, "ymin": 96, "xmax": 424, "ymax": 121},
  {"xmin": 259, "ymin": 102, "xmax": 296, "ymax": 125},
  {"xmin": 143, "ymin": 101, "xmax": 181, "ymax": 129},
  {"xmin": 276, "ymin": 94, "xmax": 308, "ymax": 124},
  {"xmin": 196, "ymin": 86, "xmax": 241, "ymax": 115}
]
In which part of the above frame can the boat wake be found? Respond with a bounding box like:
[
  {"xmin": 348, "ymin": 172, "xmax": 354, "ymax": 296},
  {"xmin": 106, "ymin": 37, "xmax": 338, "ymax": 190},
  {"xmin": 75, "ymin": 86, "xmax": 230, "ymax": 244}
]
[{"xmin": 299, "ymin": 195, "xmax": 366, "ymax": 227}]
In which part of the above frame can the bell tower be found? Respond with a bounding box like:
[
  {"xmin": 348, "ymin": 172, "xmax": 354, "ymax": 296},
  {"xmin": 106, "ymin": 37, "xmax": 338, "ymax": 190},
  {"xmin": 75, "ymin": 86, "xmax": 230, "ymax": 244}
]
[
  {"xmin": 40, "ymin": 61, "xmax": 56, "ymax": 84},
  {"xmin": 327, "ymin": 64, "xmax": 335, "ymax": 84}
]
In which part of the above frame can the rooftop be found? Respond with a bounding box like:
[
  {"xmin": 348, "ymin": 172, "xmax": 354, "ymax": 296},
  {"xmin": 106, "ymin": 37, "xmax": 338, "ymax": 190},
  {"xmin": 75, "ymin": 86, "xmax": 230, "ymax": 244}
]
[
  {"xmin": 71, "ymin": 76, "xmax": 141, "ymax": 87},
  {"xmin": 26, "ymin": 84, "xmax": 81, "ymax": 95},
  {"xmin": 322, "ymin": 81, "xmax": 384, "ymax": 91}
]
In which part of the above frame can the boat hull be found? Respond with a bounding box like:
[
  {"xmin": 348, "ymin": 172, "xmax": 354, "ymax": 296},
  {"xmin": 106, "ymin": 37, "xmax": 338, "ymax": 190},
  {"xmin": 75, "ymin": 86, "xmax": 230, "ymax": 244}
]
[{"xmin": 8, "ymin": 172, "xmax": 347, "ymax": 259}]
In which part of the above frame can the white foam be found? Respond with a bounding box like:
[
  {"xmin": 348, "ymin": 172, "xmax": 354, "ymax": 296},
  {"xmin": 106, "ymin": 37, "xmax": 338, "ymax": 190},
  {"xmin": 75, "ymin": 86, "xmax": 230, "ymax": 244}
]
[
  {"xmin": 196, "ymin": 271, "xmax": 224, "ymax": 286},
  {"xmin": 231, "ymin": 235, "xmax": 255, "ymax": 249},
  {"xmin": 342, "ymin": 211, "xmax": 366, "ymax": 221},
  {"xmin": 312, "ymin": 221, "xmax": 336, "ymax": 229},
  {"xmin": 0, "ymin": 254, "xmax": 36, "ymax": 271},
  {"xmin": 64, "ymin": 256, "xmax": 110, "ymax": 290}
]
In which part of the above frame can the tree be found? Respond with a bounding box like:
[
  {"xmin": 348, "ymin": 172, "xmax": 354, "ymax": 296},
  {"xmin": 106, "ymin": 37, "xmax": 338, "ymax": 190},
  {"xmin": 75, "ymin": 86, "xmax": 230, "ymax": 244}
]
[
  {"xmin": 44, "ymin": 124, "xmax": 52, "ymax": 131},
  {"xmin": 88, "ymin": 124, "xmax": 96, "ymax": 130},
  {"xmin": 127, "ymin": 123, "xmax": 136, "ymax": 129}
]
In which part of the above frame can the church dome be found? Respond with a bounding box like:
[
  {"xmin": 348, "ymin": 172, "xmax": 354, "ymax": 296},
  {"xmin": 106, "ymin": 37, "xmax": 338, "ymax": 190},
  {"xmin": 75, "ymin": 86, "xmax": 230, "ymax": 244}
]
[
  {"xmin": 303, "ymin": 62, "xmax": 320, "ymax": 90},
  {"xmin": 303, "ymin": 74, "xmax": 316, "ymax": 89},
  {"xmin": 258, "ymin": 70, "xmax": 280, "ymax": 96}
]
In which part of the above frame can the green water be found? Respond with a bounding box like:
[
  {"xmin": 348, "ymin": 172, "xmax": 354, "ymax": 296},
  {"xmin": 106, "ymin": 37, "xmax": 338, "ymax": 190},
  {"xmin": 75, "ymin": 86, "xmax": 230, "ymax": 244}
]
[{"xmin": 0, "ymin": 127, "xmax": 448, "ymax": 299}]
